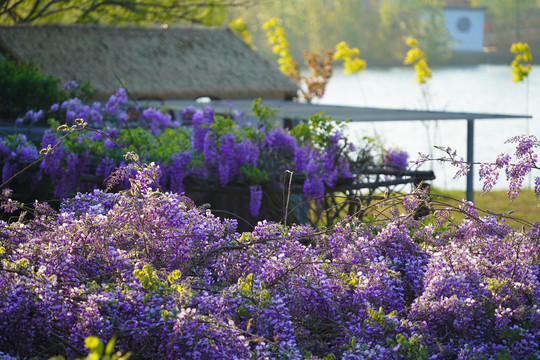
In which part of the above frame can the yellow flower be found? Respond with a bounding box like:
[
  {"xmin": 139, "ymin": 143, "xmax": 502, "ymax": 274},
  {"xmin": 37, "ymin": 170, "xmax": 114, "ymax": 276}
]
[
  {"xmin": 228, "ymin": 19, "xmax": 256, "ymax": 50},
  {"xmin": 263, "ymin": 18, "xmax": 298, "ymax": 79},
  {"xmin": 404, "ymin": 37, "xmax": 431, "ymax": 84},
  {"xmin": 405, "ymin": 36, "xmax": 418, "ymax": 47},
  {"xmin": 262, "ymin": 17, "xmax": 279, "ymax": 30},
  {"xmin": 84, "ymin": 336, "xmax": 101, "ymax": 350},
  {"xmin": 333, "ymin": 41, "xmax": 366, "ymax": 74},
  {"xmin": 510, "ymin": 42, "xmax": 533, "ymax": 83}
]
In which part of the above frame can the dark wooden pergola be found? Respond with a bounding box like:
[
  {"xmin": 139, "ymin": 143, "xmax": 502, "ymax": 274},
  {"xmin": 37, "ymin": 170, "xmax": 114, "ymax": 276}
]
[{"xmin": 150, "ymin": 99, "xmax": 532, "ymax": 203}]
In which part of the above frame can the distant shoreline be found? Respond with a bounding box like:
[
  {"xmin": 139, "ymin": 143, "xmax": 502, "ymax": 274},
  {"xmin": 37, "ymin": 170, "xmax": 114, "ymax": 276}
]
[{"xmin": 365, "ymin": 51, "xmax": 536, "ymax": 69}]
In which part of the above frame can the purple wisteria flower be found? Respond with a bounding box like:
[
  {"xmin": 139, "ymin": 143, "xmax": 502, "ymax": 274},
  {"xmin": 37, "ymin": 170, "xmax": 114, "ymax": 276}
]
[
  {"xmin": 237, "ymin": 139, "xmax": 259, "ymax": 167},
  {"xmin": 141, "ymin": 107, "xmax": 174, "ymax": 135},
  {"xmin": 63, "ymin": 80, "xmax": 79, "ymax": 92},
  {"xmin": 192, "ymin": 109, "xmax": 212, "ymax": 153},
  {"xmin": 265, "ymin": 128, "xmax": 297, "ymax": 152},
  {"xmin": 294, "ymin": 146, "xmax": 310, "ymax": 173},
  {"xmin": 218, "ymin": 134, "xmax": 236, "ymax": 187},
  {"xmin": 506, "ymin": 152, "xmax": 537, "ymax": 200},
  {"xmin": 169, "ymin": 151, "xmax": 192, "ymax": 194},
  {"xmin": 384, "ymin": 148, "xmax": 409, "ymax": 171},
  {"xmin": 95, "ymin": 157, "xmax": 117, "ymax": 179},
  {"xmin": 105, "ymin": 87, "xmax": 127, "ymax": 114},
  {"xmin": 2, "ymin": 159, "xmax": 540, "ymax": 359},
  {"xmin": 117, "ymin": 111, "xmax": 129, "ymax": 123},
  {"xmin": 24, "ymin": 109, "xmax": 44, "ymax": 123},
  {"xmin": 249, "ymin": 185, "xmax": 263, "ymax": 217},
  {"xmin": 88, "ymin": 102, "xmax": 104, "ymax": 125},
  {"xmin": 426, "ymin": 135, "xmax": 540, "ymax": 201},
  {"xmin": 303, "ymin": 159, "xmax": 325, "ymax": 202},
  {"xmin": 6, "ymin": 87, "xmax": 540, "ymax": 360}
]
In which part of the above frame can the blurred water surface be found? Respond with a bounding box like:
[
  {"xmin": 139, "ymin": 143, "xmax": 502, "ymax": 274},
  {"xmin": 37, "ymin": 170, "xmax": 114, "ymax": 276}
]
[{"xmin": 320, "ymin": 65, "xmax": 540, "ymax": 190}]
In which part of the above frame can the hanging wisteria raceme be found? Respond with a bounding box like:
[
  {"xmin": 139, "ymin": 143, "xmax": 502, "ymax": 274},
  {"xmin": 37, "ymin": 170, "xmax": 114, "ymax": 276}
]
[
  {"xmin": 0, "ymin": 134, "xmax": 40, "ymax": 189},
  {"xmin": 168, "ymin": 151, "xmax": 192, "ymax": 194},
  {"xmin": 249, "ymin": 185, "xmax": 263, "ymax": 217}
]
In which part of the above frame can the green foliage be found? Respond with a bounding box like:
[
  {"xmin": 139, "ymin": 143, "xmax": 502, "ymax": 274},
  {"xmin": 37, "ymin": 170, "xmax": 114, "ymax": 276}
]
[
  {"xmin": 116, "ymin": 127, "xmax": 192, "ymax": 164},
  {"xmin": 80, "ymin": 336, "xmax": 131, "ymax": 360},
  {"xmin": 63, "ymin": 132, "xmax": 119, "ymax": 162},
  {"xmin": 0, "ymin": 57, "xmax": 64, "ymax": 121},
  {"xmin": 252, "ymin": 98, "xmax": 279, "ymax": 131},
  {"xmin": 290, "ymin": 112, "xmax": 347, "ymax": 150},
  {"xmin": 236, "ymin": 273, "xmax": 271, "ymax": 310},
  {"xmin": 0, "ymin": 134, "xmax": 34, "ymax": 154},
  {"xmin": 364, "ymin": 307, "xmax": 428, "ymax": 359},
  {"xmin": 134, "ymin": 265, "xmax": 191, "ymax": 298},
  {"xmin": 387, "ymin": 333, "xmax": 428, "ymax": 359},
  {"xmin": 204, "ymin": 114, "xmax": 262, "ymax": 144},
  {"xmin": 365, "ymin": 307, "xmax": 398, "ymax": 332},
  {"xmin": 341, "ymin": 271, "xmax": 360, "ymax": 290},
  {"xmin": 49, "ymin": 336, "xmax": 131, "ymax": 360},
  {"xmin": 239, "ymin": 164, "xmax": 268, "ymax": 184}
]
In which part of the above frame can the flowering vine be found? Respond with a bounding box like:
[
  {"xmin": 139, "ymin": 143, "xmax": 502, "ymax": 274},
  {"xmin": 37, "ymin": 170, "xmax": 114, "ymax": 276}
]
[{"xmin": 3, "ymin": 84, "xmax": 403, "ymax": 223}]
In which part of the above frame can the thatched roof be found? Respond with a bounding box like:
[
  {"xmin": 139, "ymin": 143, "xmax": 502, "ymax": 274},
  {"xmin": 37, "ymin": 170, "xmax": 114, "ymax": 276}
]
[{"xmin": 0, "ymin": 24, "xmax": 299, "ymax": 100}]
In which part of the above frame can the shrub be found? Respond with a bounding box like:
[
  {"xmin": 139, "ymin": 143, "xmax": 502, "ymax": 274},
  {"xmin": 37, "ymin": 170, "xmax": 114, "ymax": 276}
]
[
  {"xmin": 0, "ymin": 57, "xmax": 64, "ymax": 122},
  {"xmin": 0, "ymin": 57, "xmax": 94, "ymax": 124}
]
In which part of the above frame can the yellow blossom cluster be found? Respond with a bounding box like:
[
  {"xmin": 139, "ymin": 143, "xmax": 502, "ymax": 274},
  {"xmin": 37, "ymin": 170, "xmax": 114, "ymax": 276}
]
[
  {"xmin": 510, "ymin": 42, "xmax": 533, "ymax": 83},
  {"xmin": 403, "ymin": 37, "xmax": 432, "ymax": 85},
  {"xmin": 333, "ymin": 41, "xmax": 366, "ymax": 75},
  {"xmin": 228, "ymin": 19, "xmax": 256, "ymax": 50},
  {"xmin": 262, "ymin": 18, "xmax": 299, "ymax": 79}
]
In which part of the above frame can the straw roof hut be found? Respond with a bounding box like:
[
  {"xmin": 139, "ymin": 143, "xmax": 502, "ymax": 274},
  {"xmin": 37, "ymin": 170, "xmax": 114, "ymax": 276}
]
[{"xmin": 0, "ymin": 24, "xmax": 299, "ymax": 100}]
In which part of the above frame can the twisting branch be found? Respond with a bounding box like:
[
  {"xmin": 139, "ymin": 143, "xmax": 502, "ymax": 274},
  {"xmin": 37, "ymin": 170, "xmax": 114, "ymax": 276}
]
[{"xmin": 1, "ymin": 0, "xmax": 261, "ymax": 24}]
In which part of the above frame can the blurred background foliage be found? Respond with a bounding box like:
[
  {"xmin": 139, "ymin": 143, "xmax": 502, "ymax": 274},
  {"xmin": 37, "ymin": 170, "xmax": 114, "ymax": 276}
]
[
  {"xmin": 3, "ymin": 0, "xmax": 540, "ymax": 67},
  {"xmin": 229, "ymin": 0, "xmax": 540, "ymax": 67},
  {"xmin": 230, "ymin": 0, "xmax": 453, "ymax": 67}
]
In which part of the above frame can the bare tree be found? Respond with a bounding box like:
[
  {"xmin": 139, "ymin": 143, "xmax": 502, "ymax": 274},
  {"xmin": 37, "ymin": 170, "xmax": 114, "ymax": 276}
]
[{"xmin": 0, "ymin": 0, "xmax": 259, "ymax": 25}]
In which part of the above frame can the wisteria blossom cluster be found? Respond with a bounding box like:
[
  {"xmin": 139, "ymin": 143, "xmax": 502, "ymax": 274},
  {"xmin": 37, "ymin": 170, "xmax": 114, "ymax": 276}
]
[
  {"xmin": 384, "ymin": 148, "xmax": 409, "ymax": 172},
  {"xmin": 1, "ymin": 163, "xmax": 540, "ymax": 359},
  {"xmin": 419, "ymin": 135, "xmax": 540, "ymax": 200},
  {"xmin": 3, "ymin": 86, "xmax": 379, "ymax": 218},
  {"xmin": 0, "ymin": 134, "xmax": 39, "ymax": 187}
]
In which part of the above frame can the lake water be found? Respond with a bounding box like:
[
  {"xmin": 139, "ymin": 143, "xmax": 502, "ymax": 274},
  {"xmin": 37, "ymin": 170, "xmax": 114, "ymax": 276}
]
[{"xmin": 319, "ymin": 65, "xmax": 540, "ymax": 191}]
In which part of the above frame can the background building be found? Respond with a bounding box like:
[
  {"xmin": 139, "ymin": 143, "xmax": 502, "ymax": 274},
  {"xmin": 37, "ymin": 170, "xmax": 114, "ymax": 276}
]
[{"xmin": 444, "ymin": 1, "xmax": 486, "ymax": 53}]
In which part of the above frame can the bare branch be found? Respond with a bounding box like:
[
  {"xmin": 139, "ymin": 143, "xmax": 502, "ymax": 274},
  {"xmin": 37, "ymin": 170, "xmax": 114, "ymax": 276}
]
[{"xmin": 2, "ymin": 0, "xmax": 261, "ymax": 24}]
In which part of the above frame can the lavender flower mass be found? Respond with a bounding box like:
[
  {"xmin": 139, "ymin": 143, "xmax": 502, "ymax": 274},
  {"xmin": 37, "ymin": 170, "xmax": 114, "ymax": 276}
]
[{"xmin": 1, "ymin": 162, "xmax": 540, "ymax": 359}]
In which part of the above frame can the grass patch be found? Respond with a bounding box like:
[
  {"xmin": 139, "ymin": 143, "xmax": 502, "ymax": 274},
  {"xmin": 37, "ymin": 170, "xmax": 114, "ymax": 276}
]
[
  {"xmin": 305, "ymin": 188, "xmax": 539, "ymax": 229},
  {"xmin": 430, "ymin": 187, "xmax": 540, "ymax": 228}
]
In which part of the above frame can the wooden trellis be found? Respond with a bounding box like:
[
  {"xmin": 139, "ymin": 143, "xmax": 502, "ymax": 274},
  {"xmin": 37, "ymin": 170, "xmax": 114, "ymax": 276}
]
[{"xmin": 184, "ymin": 167, "xmax": 435, "ymax": 232}]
